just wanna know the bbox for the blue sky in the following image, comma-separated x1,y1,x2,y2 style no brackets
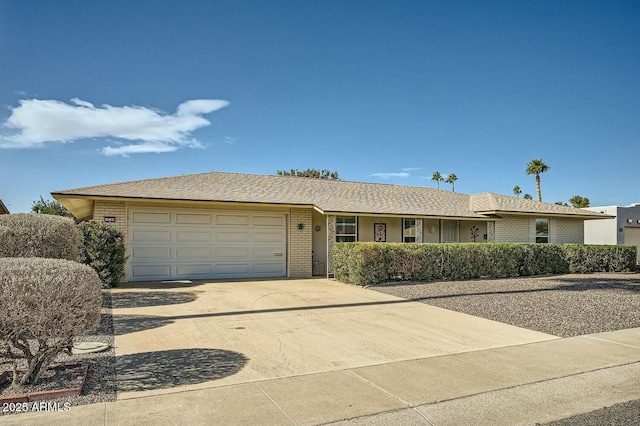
1,0,638,213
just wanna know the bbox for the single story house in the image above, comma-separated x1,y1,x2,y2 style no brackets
0,199,9,215
584,204,640,264
52,171,610,282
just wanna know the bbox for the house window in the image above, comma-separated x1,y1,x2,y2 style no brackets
536,218,549,243
403,218,416,242
336,216,357,242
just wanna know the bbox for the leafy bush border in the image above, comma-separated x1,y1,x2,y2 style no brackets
333,242,637,286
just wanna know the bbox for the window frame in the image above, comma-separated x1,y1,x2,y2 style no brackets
336,216,357,242
535,218,550,243
403,218,416,243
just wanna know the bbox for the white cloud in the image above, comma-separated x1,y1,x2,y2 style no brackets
370,172,410,178
0,97,229,155
401,167,421,171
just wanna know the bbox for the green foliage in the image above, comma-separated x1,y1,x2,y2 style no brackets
569,195,590,208
333,242,636,286
513,186,522,197
78,220,127,288
562,244,637,273
0,257,101,385
276,168,340,180
431,171,444,189
524,194,533,200
445,173,457,192
31,196,73,218
0,213,80,261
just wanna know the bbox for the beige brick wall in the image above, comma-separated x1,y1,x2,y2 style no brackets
495,216,531,242
495,215,585,244
552,218,584,244
93,200,127,235
289,207,313,277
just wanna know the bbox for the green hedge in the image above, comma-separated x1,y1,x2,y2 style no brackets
333,242,637,285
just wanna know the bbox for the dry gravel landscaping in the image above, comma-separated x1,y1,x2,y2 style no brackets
372,272,640,337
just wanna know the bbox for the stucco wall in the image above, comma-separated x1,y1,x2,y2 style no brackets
357,216,402,242
458,221,488,243
584,206,619,245
422,219,440,243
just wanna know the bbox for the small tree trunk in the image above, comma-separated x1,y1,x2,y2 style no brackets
20,346,61,385
536,174,542,202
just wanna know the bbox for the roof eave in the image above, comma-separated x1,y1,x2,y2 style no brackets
476,210,614,219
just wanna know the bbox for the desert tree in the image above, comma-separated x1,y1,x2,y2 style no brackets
525,159,550,202
569,195,590,208
524,193,533,200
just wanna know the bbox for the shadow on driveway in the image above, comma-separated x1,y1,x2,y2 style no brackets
116,348,248,393
113,314,175,335
112,291,198,309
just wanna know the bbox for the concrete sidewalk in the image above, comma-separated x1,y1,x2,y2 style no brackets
4,327,639,426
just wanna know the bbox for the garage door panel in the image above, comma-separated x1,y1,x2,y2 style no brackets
253,230,285,243
131,247,171,260
176,264,212,276
253,215,285,227
175,213,212,225
176,230,212,242
129,209,287,281
175,247,212,259
214,246,251,259
253,247,284,259
215,263,251,275
253,263,286,274
131,265,172,278
216,214,250,226
131,230,171,242
132,211,171,224
216,230,250,242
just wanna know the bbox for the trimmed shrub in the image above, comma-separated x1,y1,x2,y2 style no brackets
332,242,636,286
0,214,80,261
562,244,637,273
0,257,101,385
78,220,127,288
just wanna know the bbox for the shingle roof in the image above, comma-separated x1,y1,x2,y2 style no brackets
52,171,609,219
0,199,8,215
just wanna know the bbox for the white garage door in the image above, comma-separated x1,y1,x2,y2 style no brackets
128,209,287,281
624,227,640,264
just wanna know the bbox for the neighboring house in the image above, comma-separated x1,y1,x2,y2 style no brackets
584,204,640,264
52,171,610,282
0,199,9,215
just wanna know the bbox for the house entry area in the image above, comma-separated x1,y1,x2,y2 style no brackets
127,208,287,281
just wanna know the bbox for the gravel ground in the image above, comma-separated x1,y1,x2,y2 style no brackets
373,272,640,426
372,272,640,337
1,291,116,416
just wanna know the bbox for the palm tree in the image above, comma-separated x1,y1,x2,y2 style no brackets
431,171,444,189
525,159,550,202
513,186,522,198
445,173,457,192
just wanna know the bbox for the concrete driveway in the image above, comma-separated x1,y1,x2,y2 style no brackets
112,278,556,399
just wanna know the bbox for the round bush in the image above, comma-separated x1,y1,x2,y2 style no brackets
0,257,101,384
0,213,80,261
